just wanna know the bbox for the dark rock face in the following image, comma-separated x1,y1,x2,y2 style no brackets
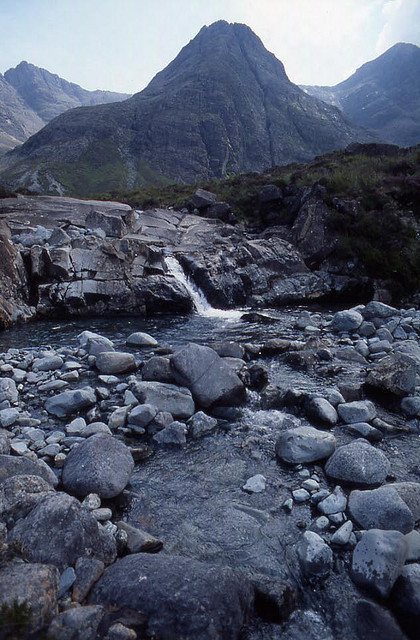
1,22,371,196
89,553,253,640
0,220,31,328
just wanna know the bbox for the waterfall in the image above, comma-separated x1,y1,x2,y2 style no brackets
165,256,242,319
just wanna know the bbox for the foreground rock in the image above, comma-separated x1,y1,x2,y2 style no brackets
44,387,96,417
62,434,134,498
348,486,414,534
275,426,336,464
325,439,390,486
89,553,253,640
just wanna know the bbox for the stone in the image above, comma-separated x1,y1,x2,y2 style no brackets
0,377,18,403
400,396,420,417
81,421,111,437
330,521,353,546
0,454,58,487
343,422,383,442
171,343,246,408
366,352,417,397
351,529,408,597
45,387,96,418
275,426,336,464
132,381,195,419
0,473,55,520
95,352,137,375
405,530,420,561
89,553,253,640
297,531,333,577
72,557,105,602
243,474,266,493
47,604,104,640
32,355,63,371
390,482,420,520
116,521,163,553
362,301,398,320
127,403,158,428
325,439,390,487
59,566,76,597
392,564,420,615
187,411,218,438
9,492,117,571
292,488,310,502
317,486,347,515
331,309,363,332
0,562,59,633
348,486,414,534
126,331,158,347
86,209,127,238
354,600,407,640
337,400,376,424
104,622,137,640
192,188,217,209
152,421,187,446
0,407,19,427
141,356,174,383
62,434,134,499
305,397,338,427
78,331,114,350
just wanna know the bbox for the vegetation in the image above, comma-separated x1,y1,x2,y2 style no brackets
0,601,31,640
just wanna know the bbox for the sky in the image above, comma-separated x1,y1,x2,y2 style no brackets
0,0,419,94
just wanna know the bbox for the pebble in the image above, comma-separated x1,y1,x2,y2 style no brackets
82,493,102,511
91,507,113,521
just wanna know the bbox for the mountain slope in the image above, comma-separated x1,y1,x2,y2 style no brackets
0,21,373,196
0,73,44,155
302,43,420,146
4,61,131,123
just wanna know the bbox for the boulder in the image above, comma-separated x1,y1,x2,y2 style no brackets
171,343,246,408
95,352,137,375
187,411,218,438
391,482,420,520
275,426,336,464
0,474,55,520
317,486,347,515
348,486,414,534
152,421,187,446
392,564,420,615
0,454,58,487
126,331,158,347
85,209,127,238
325,439,390,487
366,353,417,397
354,600,407,640
45,387,96,418
141,356,174,383
132,381,195,419
47,605,104,640
331,310,363,332
362,301,398,320
89,553,253,640
8,492,116,571
192,188,217,209
352,529,408,597
127,403,158,429
32,355,63,371
297,531,333,577
305,397,338,427
62,434,134,499
337,400,376,424
0,377,18,403
78,331,114,351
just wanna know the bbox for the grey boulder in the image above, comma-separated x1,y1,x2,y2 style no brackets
0,474,55,520
0,377,18,403
132,381,195,418
305,397,338,427
0,454,58,487
392,563,420,615
187,411,218,438
331,309,363,332
366,352,417,397
47,605,104,640
297,531,333,577
325,439,390,487
337,400,376,424
62,433,134,498
45,387,96,418
275,426,336,464
348,486,414,534
126,331,158,347
95,351,137,375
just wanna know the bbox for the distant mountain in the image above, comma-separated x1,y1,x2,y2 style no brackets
4,61,131,123
0,73,44,155
302,43,420,146
0,21,372,197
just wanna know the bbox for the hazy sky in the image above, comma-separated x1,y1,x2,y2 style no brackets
1,0,419,93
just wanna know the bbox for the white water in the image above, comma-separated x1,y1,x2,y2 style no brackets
165,255,242,320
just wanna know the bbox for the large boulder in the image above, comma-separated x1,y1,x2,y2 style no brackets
275,426,336,464
348,486,414,534
45,387,96,418
47,605,104,640
366,353,417,397
351,529,408,598
89,553,253,640
62,434,134,499
171,343,246,408
325,439,390,487
132,381,195,418
8,492,116,571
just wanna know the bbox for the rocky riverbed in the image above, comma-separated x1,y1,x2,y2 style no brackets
0,300,419,639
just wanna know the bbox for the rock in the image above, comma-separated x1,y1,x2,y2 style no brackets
405,530,420,561
45,387,96,418
0,377,18,403
392,563,420,615
95,352,137,375
116,521,163,553
78,331,114,351
243,474,266,493
330,521,354,546
62,434,134,499
331,309,363,332
47,604,104,640
343,422,383,442
400,396,420,417
72,557,105,602
297,531,333,577
89,553,253,640
127,403,158,428
325,439,390,487
126,331,158,347
192,188,217,209
390,482,420,520
187,411,218,438
59,566,76,597
337,400,376,424
141,355,174,383
86,209,127,237
317,486,347,515
292,488,310,502
81,421,111,437
275,426,336,464
132,381,195,419
32,355,63,371
9,492,117,570
362,301,398,320
0,454,58,487
0,474,55,520
171,343,246,408
348,486,414,534
305,397,338,427
354,599,408,640
0,562,59,633
104,622,137,640
0,407,19,427
366,353,417,397
152,421,187,446
351,529,408,597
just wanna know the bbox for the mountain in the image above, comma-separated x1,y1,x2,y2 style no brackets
4,61,131,123
0,73,44,155
302,43,420,147
0,21,373,197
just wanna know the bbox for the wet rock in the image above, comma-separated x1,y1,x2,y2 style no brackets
187,411,218,438
62,434,134,499
0,454,58,487
331,309,363,332
325,439,390,487
9,492,117,571
317,486,347,515
348,486,414,534
297,531,333,577
116,521,163,553
351,529,408,597
45,387,96,418
152,421,187,446
275,426,336,464
132,381,195,419
0,474,55,520
95,352,137,375
392,563,420,615
78,331,114,353
89,553,253,640
0,562,59,633
126,331,158,347
141,356,174,383
171,343,246,408
305,396,338,427
47,604,104,640
354,599,408,640
366,353,417,397
337,400,376,424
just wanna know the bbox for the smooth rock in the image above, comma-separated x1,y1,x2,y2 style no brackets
95,352,137,375
126,332,158,347
32,355,63,371
297,531,333,577
0,454,58,487
243,474,266,493
45,387,96,418
317,486,347,515
116,521,163,553
275,426,336,464
132,381,195,419
330,521,353,546
337,400,376,424
348,486,414,533
305,397,338,427
0,407,19,427
0,377,18,403
127,403,158,428
325,439,390,487
72,557,105,603
331,309,363,332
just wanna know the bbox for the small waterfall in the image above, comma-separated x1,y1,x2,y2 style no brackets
165,256,242,320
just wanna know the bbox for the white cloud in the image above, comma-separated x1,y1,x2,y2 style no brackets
376,0,420,54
